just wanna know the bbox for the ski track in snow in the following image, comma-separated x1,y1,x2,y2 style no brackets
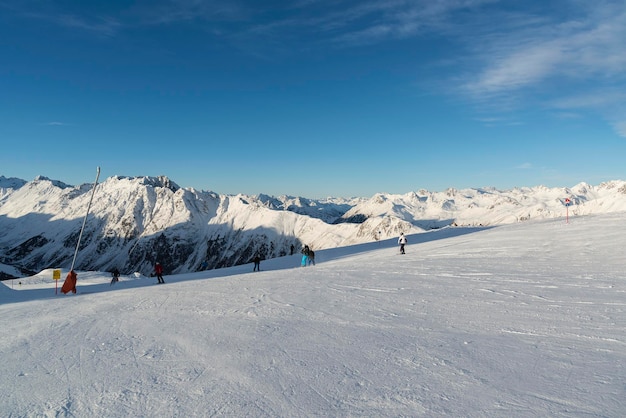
1,214,625,416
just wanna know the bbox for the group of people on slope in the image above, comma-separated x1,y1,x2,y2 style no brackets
112,262,165,284
61,260,164,294
110,262,164,285
62,234,407,294
256,236,404,272
251,244,315,272
109,262,165,285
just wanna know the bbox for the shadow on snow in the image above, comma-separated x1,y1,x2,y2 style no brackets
0,226,488,305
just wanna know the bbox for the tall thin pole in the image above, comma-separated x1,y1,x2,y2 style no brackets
70,167,101,272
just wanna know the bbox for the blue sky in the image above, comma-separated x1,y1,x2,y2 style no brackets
1,0,625,198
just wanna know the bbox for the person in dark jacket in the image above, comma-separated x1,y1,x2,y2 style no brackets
110,268,120,285
253,255,261,272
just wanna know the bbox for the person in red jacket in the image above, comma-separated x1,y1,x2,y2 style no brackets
154,262,165,284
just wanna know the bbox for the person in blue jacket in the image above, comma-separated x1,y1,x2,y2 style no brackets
301,245,311,267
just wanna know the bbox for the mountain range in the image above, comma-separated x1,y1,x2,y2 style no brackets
1,174,625,279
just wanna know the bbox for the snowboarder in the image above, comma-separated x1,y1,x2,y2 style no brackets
398,233,407,254
253,255,261,272
308,250,315,266
61,270,77,294
110,268,120,285
155,262,165,284
301,245,310,267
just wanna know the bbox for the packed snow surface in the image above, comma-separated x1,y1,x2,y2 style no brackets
1,213,625,417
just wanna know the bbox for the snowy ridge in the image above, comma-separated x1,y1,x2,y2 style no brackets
0,175,27,197
343,181,626,228
1,175,626,278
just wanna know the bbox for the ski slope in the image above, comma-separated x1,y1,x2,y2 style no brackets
1,214,625,417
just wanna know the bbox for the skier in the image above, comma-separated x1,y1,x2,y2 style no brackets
308,250,315,266
398,233,407,254
61,270,77,294
301,245,310,267
110,268,120,285
154,262,165,284
253,255,261,272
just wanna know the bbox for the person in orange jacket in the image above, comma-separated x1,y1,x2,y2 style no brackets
61,270,77,294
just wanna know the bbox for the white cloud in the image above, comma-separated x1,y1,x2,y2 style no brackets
463,4,626,98
325,0,496,46
613,121,626,138
457,1,626,137
550,91,626,110
464,41,565,96
54,14,121,36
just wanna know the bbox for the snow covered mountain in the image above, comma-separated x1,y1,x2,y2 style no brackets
1,174,626,279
